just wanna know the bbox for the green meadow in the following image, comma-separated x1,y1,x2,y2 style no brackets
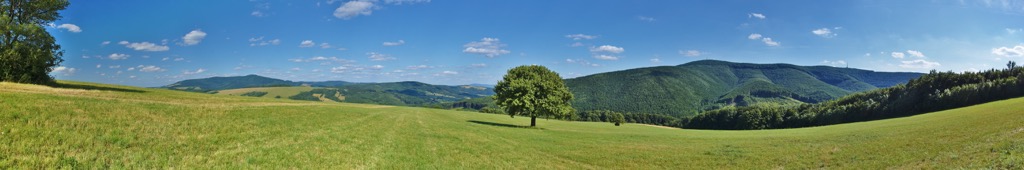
1,81,1022,169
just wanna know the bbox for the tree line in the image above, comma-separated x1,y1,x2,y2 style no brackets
680,61,1024,130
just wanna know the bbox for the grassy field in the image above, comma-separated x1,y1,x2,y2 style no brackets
1,81,1022,169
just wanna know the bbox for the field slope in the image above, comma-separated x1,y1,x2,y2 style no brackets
1,81,1021,169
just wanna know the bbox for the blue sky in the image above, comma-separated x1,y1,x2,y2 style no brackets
46,0,1024,87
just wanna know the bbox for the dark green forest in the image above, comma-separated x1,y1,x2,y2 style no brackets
564,60,922,117
682,61,1024,130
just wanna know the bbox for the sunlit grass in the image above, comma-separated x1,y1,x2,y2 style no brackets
0,81,1021,168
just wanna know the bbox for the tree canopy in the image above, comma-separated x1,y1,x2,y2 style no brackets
1,0,69,84
493,65,574,127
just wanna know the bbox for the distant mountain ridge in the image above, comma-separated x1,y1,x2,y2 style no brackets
163,75,494,106
564,60,923,117
162,74,355,91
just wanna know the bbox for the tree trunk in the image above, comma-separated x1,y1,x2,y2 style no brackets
530,116,536,127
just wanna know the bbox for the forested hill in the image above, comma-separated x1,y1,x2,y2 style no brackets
565,60,923,117
162,75,494,106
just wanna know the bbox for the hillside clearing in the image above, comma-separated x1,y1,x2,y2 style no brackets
1,81,1021,168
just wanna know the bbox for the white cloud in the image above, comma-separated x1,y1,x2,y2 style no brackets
137,65,165,72
121,41,169,51
650,58,661,63
899,59,941,69
637,16,656,22
100,41,111,46
108,65,121,69
891,52,906,59
565,34,597,40
249,37,281,46
811,28,836,38
161,57,169,61
367,52,396,61
441,70,458,75
761,37,780,46
56,24,81,33
590,45,625,53
108,53,130,60
183,68,206,75
320,43,332,49
181,29,207,46
51,66,76,75
174,58,185,61
96,64,101,68
299,40,315,47
593,54,619,60
992,45,1024,58
681,50,702,57
821,60,847,67
463,37,510,58
906,50,925,58
330,66,349,73
470,63,487,68
748,33,763,40
1008,28,1023,34
382,40,405,46
127,67,135,71
749,13,766,19
334,0,375,19
371,65,384,69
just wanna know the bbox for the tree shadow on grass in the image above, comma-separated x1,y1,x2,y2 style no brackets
467,120,540,129
51,83,146,93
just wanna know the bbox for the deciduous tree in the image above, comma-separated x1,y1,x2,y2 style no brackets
1,0,69,84
493,65,574,127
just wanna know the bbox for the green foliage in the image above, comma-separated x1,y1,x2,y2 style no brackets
0,0,69,84
439,96,495,110
684,62,1024,130
494,65,575,126
239,91,268,97
608,112,625,126
573,110,678,126
565,60,922,117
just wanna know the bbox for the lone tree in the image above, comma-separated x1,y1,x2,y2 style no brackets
1,0,69,84
493,65,574,127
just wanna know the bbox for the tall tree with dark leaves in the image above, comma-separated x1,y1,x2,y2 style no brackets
1,0,69,84
493,65,574,127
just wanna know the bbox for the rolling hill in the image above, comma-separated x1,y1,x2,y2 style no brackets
165,75,494,106
2,81,1020,168
565,60,923,117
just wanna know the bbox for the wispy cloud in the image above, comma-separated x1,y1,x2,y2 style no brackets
56,24,82,33
463,37,510,58
119,41,169,51
383,40,405,46
899,59,941,69
748,13,766,19
681,50,702,57
565,34,597,40
811,28,836,38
